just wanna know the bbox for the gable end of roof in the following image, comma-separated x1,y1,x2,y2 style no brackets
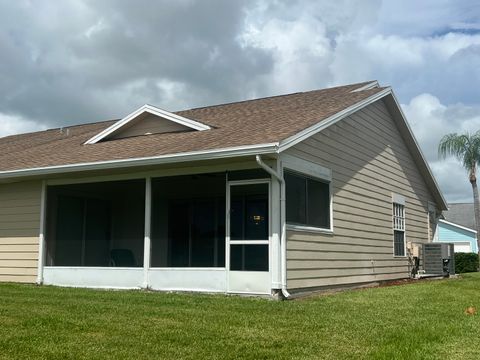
278,87,392,152
277,87,448,211
84,104,211,144
439,219,477,234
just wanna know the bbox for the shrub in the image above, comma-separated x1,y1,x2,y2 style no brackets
455,252,479,273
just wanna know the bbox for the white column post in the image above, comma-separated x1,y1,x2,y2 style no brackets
36,180,47,285
143,177,152,289
270,160,282,289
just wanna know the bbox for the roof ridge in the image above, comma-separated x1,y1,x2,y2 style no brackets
0,81,378,140
176,92,302,113
176,81,377,113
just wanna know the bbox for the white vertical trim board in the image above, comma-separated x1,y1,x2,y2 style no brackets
270,159,282,289
36,180,47,284
143,177,152,288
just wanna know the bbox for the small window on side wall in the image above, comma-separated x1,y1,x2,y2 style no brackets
285,171,330,229
393,202,406,257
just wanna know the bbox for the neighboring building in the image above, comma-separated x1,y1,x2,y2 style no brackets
436,203,478,253
0,81,447,297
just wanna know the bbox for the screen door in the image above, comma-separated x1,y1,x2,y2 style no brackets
227,181,271,294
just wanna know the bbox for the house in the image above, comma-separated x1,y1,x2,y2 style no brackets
0,81,448,297
436,203,477,253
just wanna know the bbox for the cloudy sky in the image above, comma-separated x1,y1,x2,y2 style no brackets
0,0,479,202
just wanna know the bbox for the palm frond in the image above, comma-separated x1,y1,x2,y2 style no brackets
438,133,468,159
438,132,480,174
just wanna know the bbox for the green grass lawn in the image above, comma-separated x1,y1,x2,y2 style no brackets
1,275,480,360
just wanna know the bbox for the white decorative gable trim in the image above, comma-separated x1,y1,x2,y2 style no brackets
84,104,211,145
439,219,477,234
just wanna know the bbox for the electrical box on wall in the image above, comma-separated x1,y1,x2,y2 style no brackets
407,242,420,258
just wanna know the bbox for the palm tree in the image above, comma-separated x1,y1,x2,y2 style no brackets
438,132,480,257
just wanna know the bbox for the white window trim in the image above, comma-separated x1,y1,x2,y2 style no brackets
281,154,331,182
392,196,406,258
286,224,334,235
281,154,333,233
392,193,405,206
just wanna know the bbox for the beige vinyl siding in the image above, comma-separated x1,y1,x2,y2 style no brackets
0,181,41,283
285,99,437,291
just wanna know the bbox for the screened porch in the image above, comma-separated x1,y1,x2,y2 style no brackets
42,169,273,294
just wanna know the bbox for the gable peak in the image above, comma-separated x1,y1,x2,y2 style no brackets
84,104,211,144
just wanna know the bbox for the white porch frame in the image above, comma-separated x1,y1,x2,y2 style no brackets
39,159,280,294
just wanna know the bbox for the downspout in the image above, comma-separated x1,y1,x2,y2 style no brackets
255,155,290,299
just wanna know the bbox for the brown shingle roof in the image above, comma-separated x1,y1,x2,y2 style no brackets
0,81,385,172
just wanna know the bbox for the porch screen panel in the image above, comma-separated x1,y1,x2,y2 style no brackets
54,196,84,266
45,180,145,267
151,172,226,268
230,184,269,241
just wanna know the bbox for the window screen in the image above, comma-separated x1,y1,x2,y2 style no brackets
285,171,330,229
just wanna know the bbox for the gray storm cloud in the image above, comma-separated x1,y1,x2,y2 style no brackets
0,0,479,202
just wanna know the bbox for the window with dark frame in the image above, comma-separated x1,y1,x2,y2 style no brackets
285,171,330,229
393,202,405,256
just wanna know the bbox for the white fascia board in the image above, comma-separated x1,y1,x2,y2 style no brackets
351,81,379,92
277,86,447,211
84,104,211,145
0,143,279,180
439,219,477,234
278,87,392,152
387,91,448,210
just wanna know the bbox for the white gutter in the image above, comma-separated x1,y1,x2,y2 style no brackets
255,155,290,299
0,143,279,180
